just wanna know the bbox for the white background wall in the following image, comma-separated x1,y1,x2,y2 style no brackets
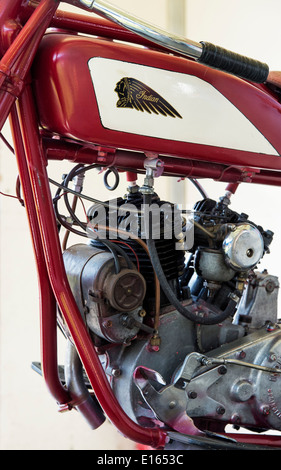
0,0,280,450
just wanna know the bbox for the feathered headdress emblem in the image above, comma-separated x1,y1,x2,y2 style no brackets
115,77,182,119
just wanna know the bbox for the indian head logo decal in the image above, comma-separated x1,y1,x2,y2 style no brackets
115,78,182,119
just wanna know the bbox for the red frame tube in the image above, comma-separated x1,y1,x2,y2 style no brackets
13,81,167,449
9,104,70,406
1,0,281,449
227,433,281,448
43,137,281,186
0,0,59,130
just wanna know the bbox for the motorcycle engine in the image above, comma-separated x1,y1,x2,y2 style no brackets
62,183,281,437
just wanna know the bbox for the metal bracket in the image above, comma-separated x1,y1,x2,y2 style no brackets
141,157,164,194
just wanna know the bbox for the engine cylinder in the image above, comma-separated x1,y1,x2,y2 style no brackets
88,190,186,304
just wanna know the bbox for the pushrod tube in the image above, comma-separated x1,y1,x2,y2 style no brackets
15,83,168,449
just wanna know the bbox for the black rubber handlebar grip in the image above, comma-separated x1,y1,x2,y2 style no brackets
198,41,269,83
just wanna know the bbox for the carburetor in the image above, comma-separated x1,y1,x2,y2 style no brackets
190,196,273,289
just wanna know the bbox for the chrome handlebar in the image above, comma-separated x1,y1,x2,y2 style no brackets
66,0,203,59
63,0,269,83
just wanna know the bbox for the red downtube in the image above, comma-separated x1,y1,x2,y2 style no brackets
9,104,70,406
15,84,168,449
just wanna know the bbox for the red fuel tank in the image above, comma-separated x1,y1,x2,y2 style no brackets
32,32,281,171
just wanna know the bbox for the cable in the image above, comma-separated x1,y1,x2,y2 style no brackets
188,178,208,199
52,179,86,235
49,177,141,214
111,240,139,271
0,132,15,155
62,164,87,232
52,171,133,272
103,168,120,191
97,239,121,274
93,223,161,332
50,173,161,325
143,193,237,326
0,190,20,201
62,195,78,250
50,176,209,224
0,133,25,206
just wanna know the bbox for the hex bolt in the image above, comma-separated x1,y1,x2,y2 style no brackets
111,368,121,378
201,357,212,366
231,413,241,425
216,406,225,415
265,281,275,293
269,352,277,362
261,405,270,416
139,309,146,317
246,248,253,258
169,401,177,409
218,365,227,375
236,350,246,360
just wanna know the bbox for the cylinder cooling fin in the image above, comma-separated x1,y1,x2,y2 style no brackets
87,190,186,304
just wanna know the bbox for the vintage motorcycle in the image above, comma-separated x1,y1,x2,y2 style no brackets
1,0,281,450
